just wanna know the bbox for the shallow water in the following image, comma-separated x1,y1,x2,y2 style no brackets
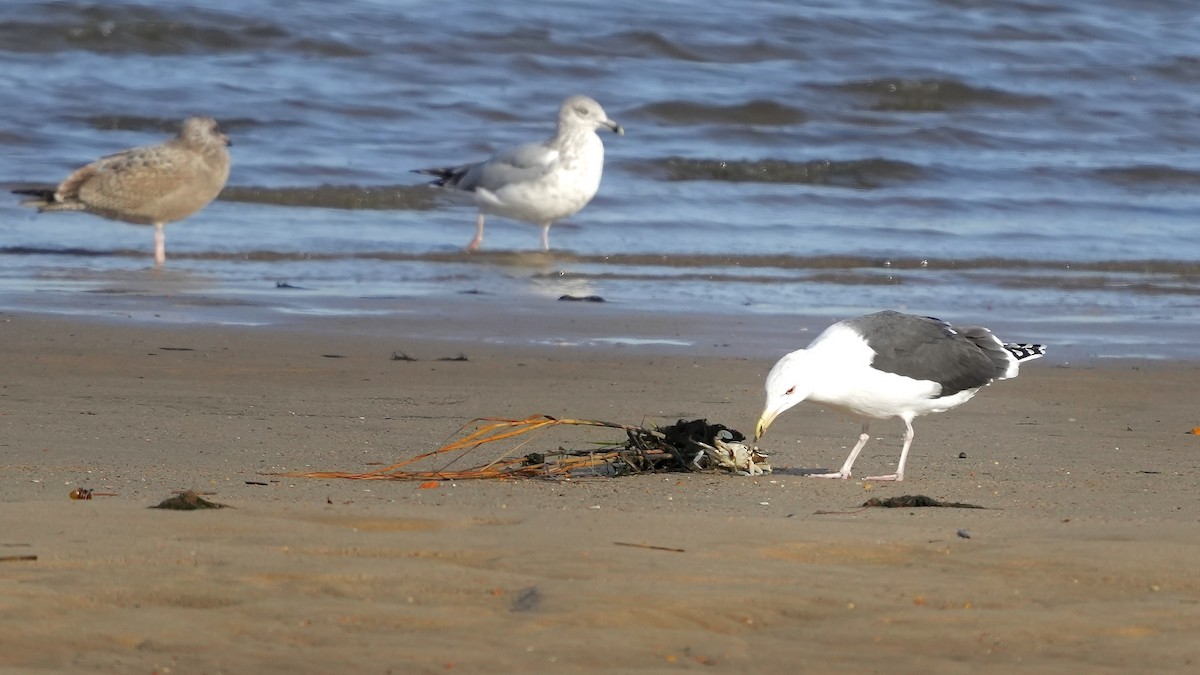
1,0,1198,358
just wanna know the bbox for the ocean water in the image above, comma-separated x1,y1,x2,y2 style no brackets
0,0,1197,357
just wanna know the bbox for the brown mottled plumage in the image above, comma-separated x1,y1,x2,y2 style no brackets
14,116,231,267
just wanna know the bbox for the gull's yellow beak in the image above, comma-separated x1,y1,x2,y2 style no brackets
754,409,778,442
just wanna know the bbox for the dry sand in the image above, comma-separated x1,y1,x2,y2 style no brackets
1,310,1198,673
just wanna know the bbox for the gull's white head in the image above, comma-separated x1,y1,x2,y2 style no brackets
560,95,624,135
755,349,814,440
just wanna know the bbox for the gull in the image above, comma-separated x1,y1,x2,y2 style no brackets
14,116,231,267
415,95,622,252
755,310,1045,481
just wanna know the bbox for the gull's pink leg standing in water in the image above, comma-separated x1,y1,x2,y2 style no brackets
416,95,623,252
13,117,231,268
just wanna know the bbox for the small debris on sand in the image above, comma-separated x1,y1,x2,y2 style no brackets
509,586,542,612
151,490,227,510
863,495,985,509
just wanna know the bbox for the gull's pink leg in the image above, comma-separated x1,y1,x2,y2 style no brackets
865,416,915,482
153,223,166,268
466,212,486,251
539,223,551,251
810,422,870,479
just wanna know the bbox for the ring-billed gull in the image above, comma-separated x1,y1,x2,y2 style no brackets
415,95,623,252
13,116,231,268
754,310,1045,481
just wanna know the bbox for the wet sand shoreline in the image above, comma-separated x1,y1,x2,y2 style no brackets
1,309,1198,672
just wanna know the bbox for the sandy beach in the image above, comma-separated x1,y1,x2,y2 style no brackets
1,308,1198,673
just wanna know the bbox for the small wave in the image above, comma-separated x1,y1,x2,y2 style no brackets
987,274,1200,297
590,30,797,63
218,185,437,210
600,30,706,61
452,28,793,64
631,99,806,126
533,270,904,286
563,254,1200,277
457,28,565,57
0,4,367,56
651,157,924,188
79,115,261,133
0,246,132,258
1093,165,1200,191
978,24,1074,43
3,246,1196,279
829,78,1051,112
904,126,1016,149
1148,55,1200,84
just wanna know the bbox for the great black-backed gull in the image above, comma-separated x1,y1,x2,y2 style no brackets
754,310,1045,481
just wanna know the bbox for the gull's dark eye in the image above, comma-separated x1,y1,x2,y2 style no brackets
574,106,589,116
785,386,796,395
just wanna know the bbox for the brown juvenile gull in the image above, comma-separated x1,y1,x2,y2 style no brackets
754,310,1045,481
14,116,231,267
414,95,623,252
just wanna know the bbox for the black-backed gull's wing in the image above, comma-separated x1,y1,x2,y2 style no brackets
844,311,1010,397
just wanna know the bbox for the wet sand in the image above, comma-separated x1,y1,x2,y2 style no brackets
1,310,1198,673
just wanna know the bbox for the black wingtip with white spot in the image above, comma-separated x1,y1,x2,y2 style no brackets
1004,343,1046,361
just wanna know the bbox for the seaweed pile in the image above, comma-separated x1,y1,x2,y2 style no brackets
290,416,770,482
